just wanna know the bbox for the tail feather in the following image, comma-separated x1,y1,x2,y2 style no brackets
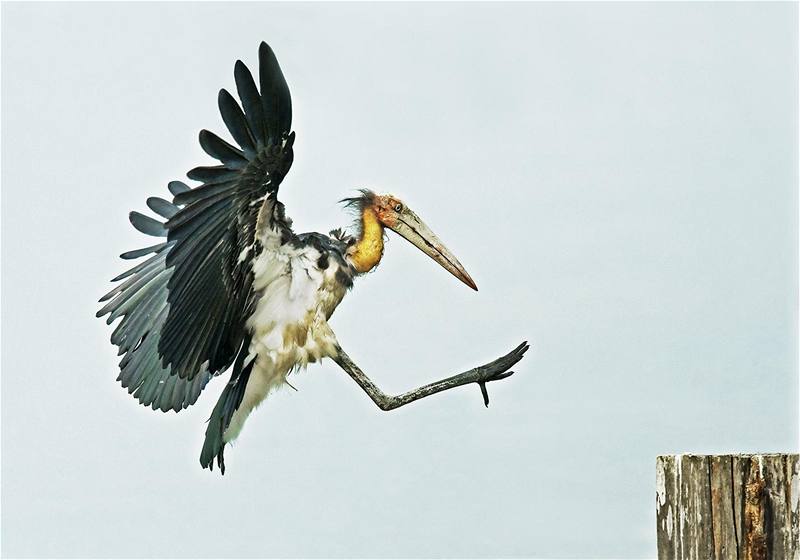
200,339,254,474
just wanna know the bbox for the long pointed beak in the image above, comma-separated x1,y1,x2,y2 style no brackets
387,209,478,291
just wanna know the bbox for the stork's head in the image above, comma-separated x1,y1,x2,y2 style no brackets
342,190,478,291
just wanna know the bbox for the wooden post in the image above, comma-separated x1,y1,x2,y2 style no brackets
656,454,799,559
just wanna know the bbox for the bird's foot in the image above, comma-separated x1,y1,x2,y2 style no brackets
475,341,530,407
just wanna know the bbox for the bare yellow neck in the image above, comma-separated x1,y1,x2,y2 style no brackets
348,207,384,273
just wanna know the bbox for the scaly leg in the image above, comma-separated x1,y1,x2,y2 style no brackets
333,341,530,410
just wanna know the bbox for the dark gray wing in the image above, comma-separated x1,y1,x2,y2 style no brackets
161,41,294,380
97,182,214,412
98,42,295,410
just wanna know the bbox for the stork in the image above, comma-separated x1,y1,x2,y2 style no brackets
98,42,529,473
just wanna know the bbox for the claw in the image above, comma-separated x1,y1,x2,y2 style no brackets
473,341,529,408
494,370,514,381
479,381,490,407
478,369,516,407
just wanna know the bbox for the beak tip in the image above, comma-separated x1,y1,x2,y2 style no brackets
391,209,478,292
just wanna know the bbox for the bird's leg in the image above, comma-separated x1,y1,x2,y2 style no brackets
332,342,529,410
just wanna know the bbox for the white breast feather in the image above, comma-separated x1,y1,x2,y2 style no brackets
223,241,347,443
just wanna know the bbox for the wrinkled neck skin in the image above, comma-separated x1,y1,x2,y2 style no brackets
347,206,384,273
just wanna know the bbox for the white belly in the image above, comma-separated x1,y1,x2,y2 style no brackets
223,244,347,442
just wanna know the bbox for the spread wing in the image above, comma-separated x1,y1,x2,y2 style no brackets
98,42,295,411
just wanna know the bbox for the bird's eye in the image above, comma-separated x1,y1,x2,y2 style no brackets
394,203,403,212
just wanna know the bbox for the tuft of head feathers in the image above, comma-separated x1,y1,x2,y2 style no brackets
339,189,376,211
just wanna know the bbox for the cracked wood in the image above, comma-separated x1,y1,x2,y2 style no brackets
656,454,799,559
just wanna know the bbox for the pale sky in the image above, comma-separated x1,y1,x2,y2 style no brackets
2,2,797,558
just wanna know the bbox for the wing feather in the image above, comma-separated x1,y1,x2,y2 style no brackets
234,60,267,147
110,250,166,283
167,180,191,196
146,197,179,219
99,205,215,412
259,42,292,140
198,129,248,169
218,89,257,158
99,41,295,411
129,211,167,237
187,165,241,184
172,181,237,207
120,242,169,260
158,42,294,379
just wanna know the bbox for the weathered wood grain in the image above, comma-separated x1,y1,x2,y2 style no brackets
657,454,799,560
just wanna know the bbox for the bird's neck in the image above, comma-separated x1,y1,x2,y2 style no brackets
347,206,384,273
